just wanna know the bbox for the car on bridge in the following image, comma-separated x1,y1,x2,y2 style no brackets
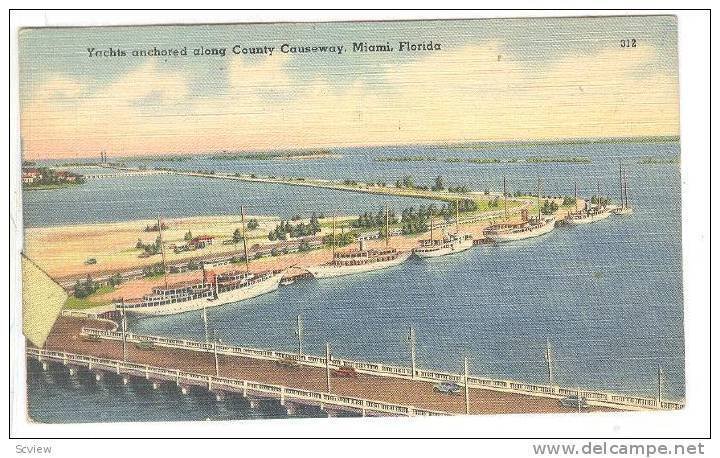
276,357,301,369
560,395,588,409
433,381,461,395
134,340,155,351
332,366,358,378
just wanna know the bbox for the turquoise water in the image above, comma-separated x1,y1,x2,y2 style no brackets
25,141,684,422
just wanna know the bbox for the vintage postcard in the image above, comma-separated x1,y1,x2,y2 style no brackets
16,15,684,426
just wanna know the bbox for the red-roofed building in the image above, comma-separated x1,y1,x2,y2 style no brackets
22,168,42,183
189,235,215,249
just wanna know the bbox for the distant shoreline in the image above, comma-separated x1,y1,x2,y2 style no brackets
25,136,679,162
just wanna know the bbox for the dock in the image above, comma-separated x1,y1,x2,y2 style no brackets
27,316,684,418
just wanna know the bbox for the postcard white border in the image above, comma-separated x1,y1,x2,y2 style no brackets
5,5,711,448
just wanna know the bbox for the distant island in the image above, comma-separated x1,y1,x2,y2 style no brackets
22,166,85,190
639,156,680,165
376,156,590,164
208,149,338,161
436,135,680,150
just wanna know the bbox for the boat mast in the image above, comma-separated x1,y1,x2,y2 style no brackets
455,197,460,234
157,214,168,289
624,171,630,209
619,160,625,209
503,176,508,220
574,181,578,213
429,208,434,241
240,205,249,272
537,178,542,220
385,205,389,247
332,215,336,259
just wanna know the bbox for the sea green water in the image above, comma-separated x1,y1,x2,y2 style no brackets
25,141,684,422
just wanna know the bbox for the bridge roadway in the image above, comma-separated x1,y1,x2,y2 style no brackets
40,316,619,416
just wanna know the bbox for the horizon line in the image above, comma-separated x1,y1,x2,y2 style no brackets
24,134,681,162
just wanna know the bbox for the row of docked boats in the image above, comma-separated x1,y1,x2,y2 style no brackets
115,168,633,317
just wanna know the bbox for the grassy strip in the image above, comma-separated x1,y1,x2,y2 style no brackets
63,285,116,310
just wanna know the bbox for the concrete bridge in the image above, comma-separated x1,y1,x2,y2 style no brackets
82,170,172,180
28,316,683,419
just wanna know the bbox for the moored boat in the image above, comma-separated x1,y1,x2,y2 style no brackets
414,233,474,258
307,248,411,278
307,207,410,278
116,267,282,317
483,178,556,242
613,160,634,215
564,181,612,225
413,200,474,258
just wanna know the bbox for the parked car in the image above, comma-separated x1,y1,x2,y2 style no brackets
433,381,462,395
560,395,588,409
332,366,358,378
84,258,97,265
134,340,155,351
276,357,301,369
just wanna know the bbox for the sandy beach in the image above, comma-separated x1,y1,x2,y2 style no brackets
24,198,579,306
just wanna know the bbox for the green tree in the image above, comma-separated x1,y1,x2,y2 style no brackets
432,176,445,191
233,228,243,243
184,230,193,241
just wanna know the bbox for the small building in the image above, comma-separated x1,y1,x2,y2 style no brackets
22,168,42,183
55,171,79,182
189,235,215,249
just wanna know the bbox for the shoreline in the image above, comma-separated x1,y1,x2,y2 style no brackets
25,196,579,309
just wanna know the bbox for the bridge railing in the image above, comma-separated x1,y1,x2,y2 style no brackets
26,347,444,417
81,327,684,411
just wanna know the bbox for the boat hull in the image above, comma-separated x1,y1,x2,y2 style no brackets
307,251,411,279
484,219,556,242
565,210,612,225
613,207,634,216
413,238,474,258
124,274,282,317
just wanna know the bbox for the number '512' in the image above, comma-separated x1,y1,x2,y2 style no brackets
620,39,637,48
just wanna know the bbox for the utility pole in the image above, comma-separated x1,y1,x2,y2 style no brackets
545,338,554,386
202,306,209,344
213,330,220,377
325,343,331,393
657,367,663,406
577,387,582,413
120,298,127,362
240,205,250,272
295,315,304,356
464,357,470,415
407,327,417,379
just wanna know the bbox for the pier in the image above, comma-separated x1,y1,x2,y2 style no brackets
28,316,684,418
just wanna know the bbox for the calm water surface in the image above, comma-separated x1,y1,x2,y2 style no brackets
25,142,684,422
